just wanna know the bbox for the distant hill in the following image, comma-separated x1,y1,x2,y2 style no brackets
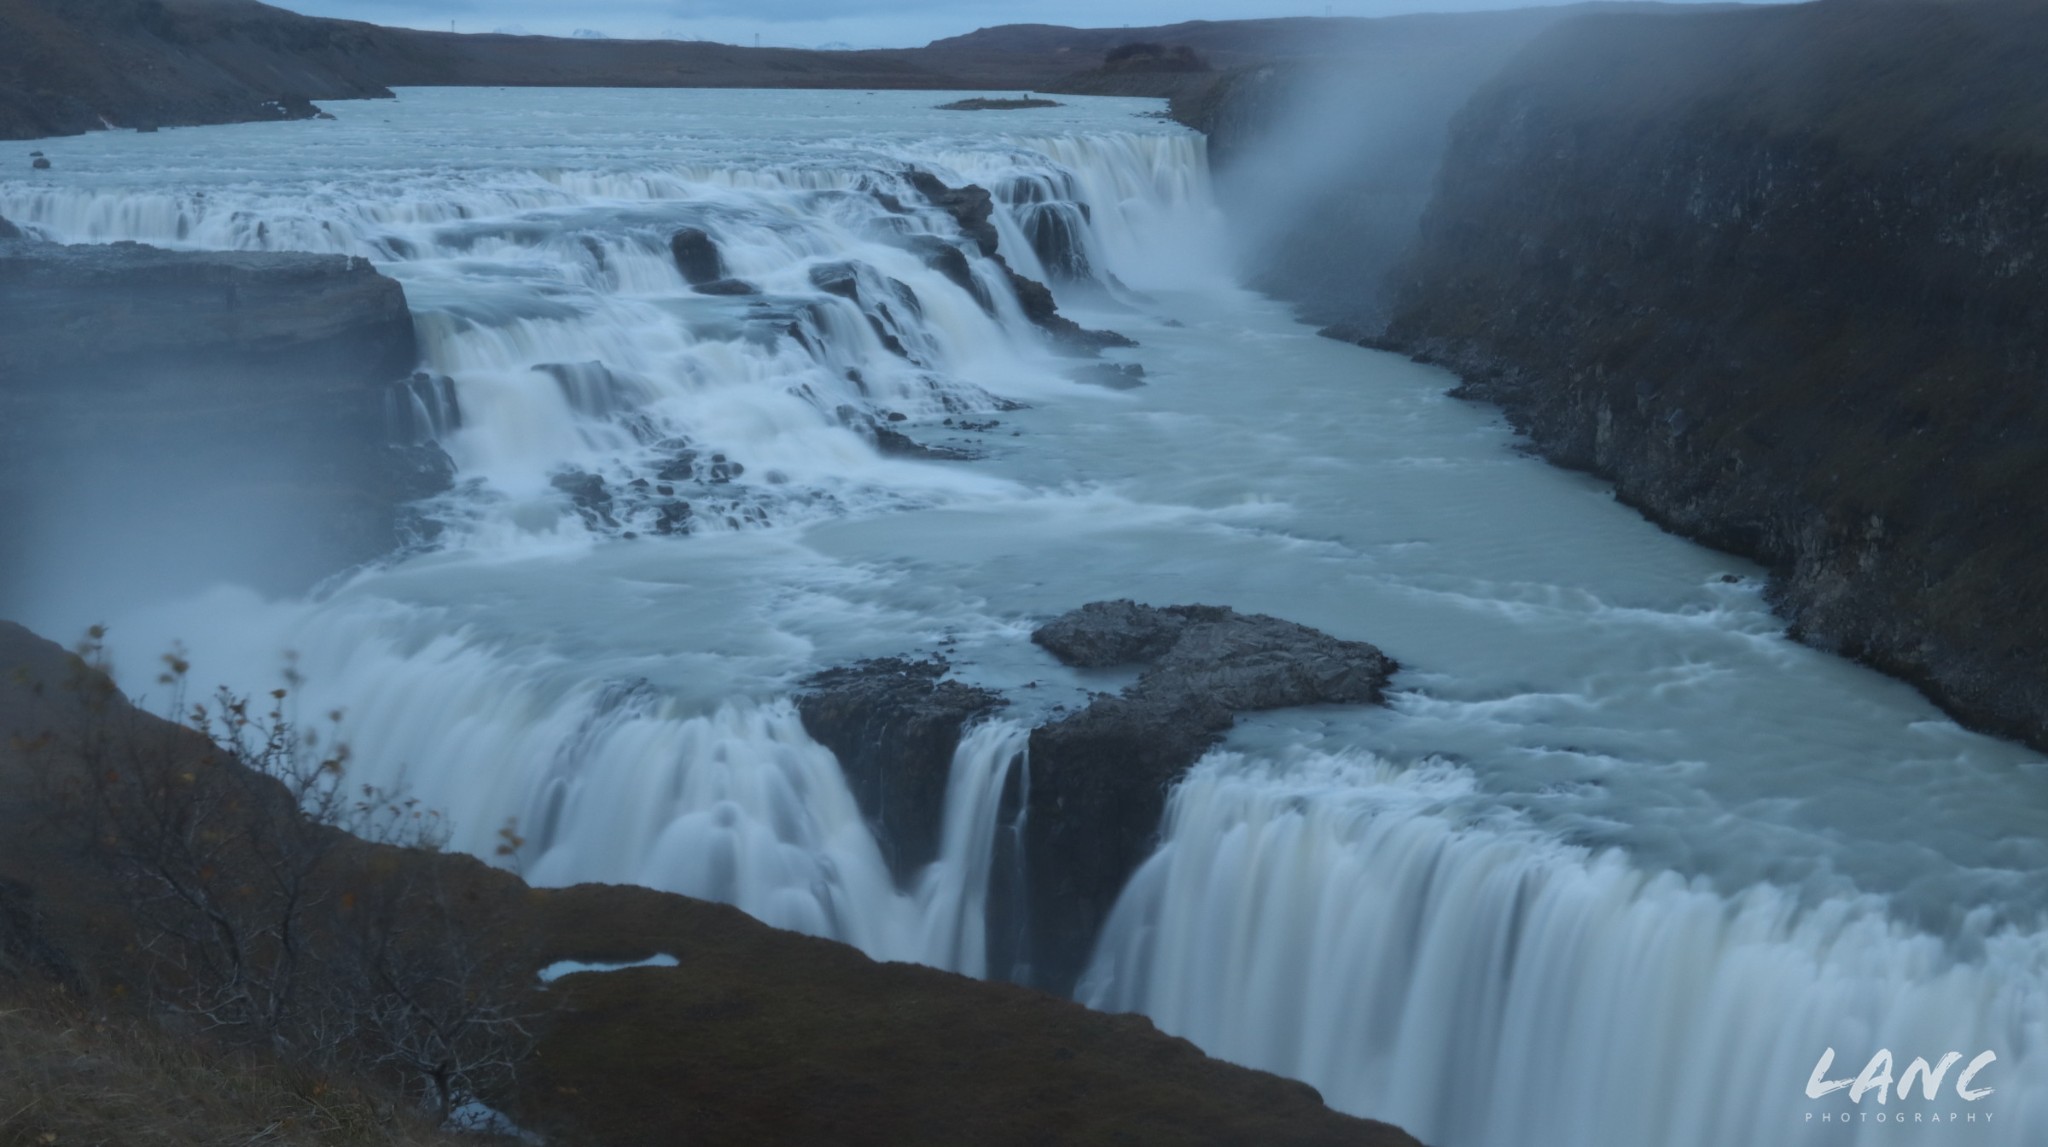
0,0,1715,141
0,0,394,137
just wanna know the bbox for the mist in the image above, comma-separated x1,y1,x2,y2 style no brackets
1205,4,1708,331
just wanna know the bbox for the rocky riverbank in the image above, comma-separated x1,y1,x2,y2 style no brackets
0,228,450,610
0,620,1422,1147
1371,0,2048,750
799,601,1397,995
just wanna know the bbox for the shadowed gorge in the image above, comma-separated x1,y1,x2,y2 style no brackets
1371,0,2048,750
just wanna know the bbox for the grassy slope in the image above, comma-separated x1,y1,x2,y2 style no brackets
0,621,1420,1147
0,991,479,1147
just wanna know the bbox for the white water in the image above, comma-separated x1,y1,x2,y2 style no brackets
4,89,2043,1143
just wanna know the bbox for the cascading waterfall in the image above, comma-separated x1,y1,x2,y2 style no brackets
1,95,1190,977
1080,751,2046,1145
0,124,1210,548
9,88,2044,1143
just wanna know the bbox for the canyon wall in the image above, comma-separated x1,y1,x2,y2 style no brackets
1359,0,2048,748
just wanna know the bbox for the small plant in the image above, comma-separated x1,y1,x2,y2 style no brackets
39,630,537,1124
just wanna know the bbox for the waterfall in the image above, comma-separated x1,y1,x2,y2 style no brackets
0,125,1219,551
254,588,1032,969
1078,750,2047,1145
9,98,1210,981
19,89,2043,1140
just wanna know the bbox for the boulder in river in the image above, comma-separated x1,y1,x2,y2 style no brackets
694,277,759,296
670,226,725,285
906,169,1001,257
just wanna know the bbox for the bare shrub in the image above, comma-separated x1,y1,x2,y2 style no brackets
40,629,537,1123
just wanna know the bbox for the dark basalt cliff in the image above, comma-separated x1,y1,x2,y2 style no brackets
0,621,1421,1147
1166,4,1674,330
0,233,450,606
1024,602,1396,994
796,658,1007,880
800,602,1397,997
1374,0,2048,749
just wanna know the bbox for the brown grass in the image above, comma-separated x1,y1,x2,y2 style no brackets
0,986,480,1147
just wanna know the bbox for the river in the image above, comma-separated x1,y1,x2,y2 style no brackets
2,87,2041,1145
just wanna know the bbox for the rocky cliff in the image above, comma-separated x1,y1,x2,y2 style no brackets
0,233,450,610
1374,0,2048,748
800,602,1396,996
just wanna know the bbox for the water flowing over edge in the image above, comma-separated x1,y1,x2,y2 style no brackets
1080,750,2045,1144
5,92,2043,1145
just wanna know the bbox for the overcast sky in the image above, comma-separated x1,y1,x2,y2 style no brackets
270,0,1729,50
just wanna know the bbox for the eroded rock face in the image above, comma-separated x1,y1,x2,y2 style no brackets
795,658,1008,881
1022,602,1395,992
0,237,446,605
900,171,1136,355
906,169,1001,257
1379,1,2048,750
795,603,1395,995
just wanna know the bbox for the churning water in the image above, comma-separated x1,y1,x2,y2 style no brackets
3,89,2042,1144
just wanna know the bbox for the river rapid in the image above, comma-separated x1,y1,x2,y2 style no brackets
2,88,2042,1145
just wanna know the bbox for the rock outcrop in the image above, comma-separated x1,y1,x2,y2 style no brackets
0,237,449,606
795,658,1007,881
1022,602,1396,992
1378,0,2048,749
798,603,1396,995
0,620,1422,1147
669,226,725,286
903,171,1136,354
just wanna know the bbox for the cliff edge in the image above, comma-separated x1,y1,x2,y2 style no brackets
0,231,451,609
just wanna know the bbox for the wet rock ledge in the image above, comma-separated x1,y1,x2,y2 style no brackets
799,600,1398,995
0,226,451,601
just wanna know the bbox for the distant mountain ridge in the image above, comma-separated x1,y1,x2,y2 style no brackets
0,0,1673,140
0,0,1291,140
